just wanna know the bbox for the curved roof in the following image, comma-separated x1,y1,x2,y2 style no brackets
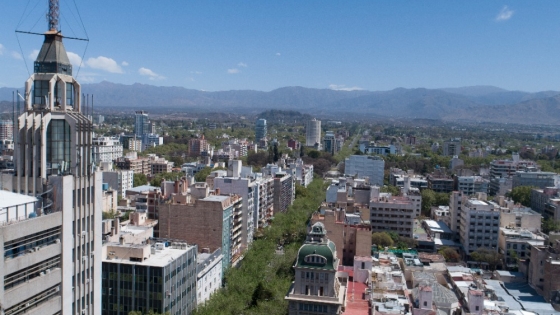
296,240,337,270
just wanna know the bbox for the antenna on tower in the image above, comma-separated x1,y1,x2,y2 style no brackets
48,0,60,31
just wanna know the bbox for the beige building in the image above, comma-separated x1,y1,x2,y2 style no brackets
528,240,560,302
370,190,422,238
310,209,371,266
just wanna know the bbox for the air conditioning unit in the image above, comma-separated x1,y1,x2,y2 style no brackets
45,269,51,274
86,278,90,284
55,238,60,244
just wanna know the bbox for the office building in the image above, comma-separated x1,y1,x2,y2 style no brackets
305,118,321,147
255,118,267,141
285,222,346,315
102,240,198,315
0,10,102,314
322,131,337,155
344,155,385,186
512,170,557,189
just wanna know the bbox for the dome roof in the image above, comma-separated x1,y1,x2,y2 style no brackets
296,240,337,270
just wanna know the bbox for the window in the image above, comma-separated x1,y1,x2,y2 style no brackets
424,301,428,307
476,306,480,311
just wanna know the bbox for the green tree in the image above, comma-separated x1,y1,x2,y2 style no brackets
299,145,305,157
510,186,534,207
542,218,560,234
381,185,400,196
470,247,503,270
421,189,436,216
133,173,148,187
438,247,461,262
371,232,394,248
273,143,279,162
308,150,320,159
195,167,212,182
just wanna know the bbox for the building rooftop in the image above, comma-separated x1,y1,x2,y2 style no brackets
469,199,488,206
103,243,193,267
127,185,160,193
0,190,37,209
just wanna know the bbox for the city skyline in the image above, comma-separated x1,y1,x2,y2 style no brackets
1,1,560,92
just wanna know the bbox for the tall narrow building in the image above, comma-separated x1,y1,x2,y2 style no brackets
0,2,101,314
255,118,267,141
305,118,321,147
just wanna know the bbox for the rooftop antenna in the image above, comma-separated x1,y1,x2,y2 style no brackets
48,0,60,32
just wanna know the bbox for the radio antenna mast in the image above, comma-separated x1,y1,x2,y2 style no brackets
48,0,60,31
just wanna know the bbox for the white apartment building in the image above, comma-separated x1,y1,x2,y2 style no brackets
459,199,500,255
213,177,256,249
305,118,321,147
287,158,314,188
490,153,538,179
498,228,545,267
344,155,385,186
103,170,134,198
92,136,124,164
196,248,223,305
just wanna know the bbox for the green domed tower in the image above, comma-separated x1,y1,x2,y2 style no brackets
285,222,346,314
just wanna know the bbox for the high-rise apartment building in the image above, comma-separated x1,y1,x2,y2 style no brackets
305,118,321,147
134,110,150,137
0,120,13,140
255,118,267,141
92,136,124,164
0,9,101,314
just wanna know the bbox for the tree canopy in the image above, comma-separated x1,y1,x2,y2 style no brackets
509,186,533,207
470,247,502,270
371,232,394,248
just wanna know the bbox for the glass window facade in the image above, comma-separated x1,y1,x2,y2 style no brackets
46,120,71,175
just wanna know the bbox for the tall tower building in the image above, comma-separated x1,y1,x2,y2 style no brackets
0,2,101,314
305,118,321,147
134,110,150,137
255,118,267,141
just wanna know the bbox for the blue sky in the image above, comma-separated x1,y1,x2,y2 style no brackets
1,1,559,92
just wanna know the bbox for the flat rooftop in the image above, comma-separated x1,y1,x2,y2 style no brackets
104,244,193,267
0,190,37,209
469,199,488,206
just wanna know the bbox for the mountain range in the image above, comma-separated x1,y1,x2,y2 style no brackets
1,82,560,125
